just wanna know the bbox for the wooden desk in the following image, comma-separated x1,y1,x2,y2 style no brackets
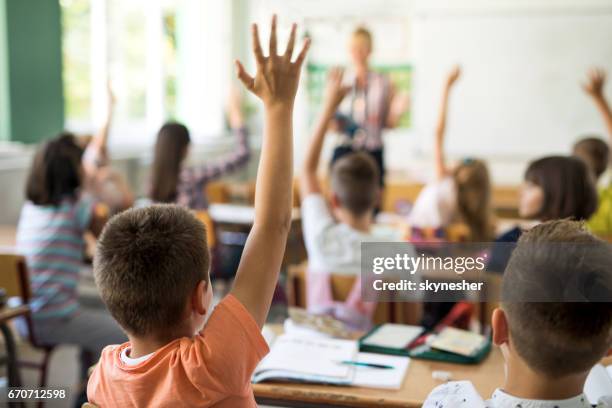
253,326,505,408
0,305,30,388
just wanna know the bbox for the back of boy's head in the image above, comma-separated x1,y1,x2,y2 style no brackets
502,220,612,378
330,152,380,217
94,205,210,337
573,136,609,180
453,159,492,241
26,132,84,206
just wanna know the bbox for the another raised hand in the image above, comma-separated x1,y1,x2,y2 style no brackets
323,67,351,111
235,15,310,110
582,67,612,139
301,67,350,197
582,68,606,99
435,65,461,179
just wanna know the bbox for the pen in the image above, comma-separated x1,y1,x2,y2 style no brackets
340,360,394,369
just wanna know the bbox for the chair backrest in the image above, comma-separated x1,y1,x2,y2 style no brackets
193,211,216,248
0,251,31,302
287,263,421,325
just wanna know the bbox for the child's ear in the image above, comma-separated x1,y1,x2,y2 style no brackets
330,193,340,208
607,348,612,357
191,280,209,316
492,308,510,346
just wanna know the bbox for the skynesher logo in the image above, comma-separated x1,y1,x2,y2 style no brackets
372,253,487,276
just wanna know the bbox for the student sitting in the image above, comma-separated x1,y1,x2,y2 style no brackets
424,220,612,407
300,68,408,330
488,155,598,272
87,15,310,406
575,68,612,235
408,66,494,242
148,88,251,209
16,133,126,394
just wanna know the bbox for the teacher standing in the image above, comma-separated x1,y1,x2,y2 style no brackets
333,26,409,187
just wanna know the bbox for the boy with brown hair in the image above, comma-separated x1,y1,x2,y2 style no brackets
87,15,310,407
424,220,612,407
299,68,410,329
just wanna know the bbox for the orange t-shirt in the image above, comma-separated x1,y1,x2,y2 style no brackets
87,295,269,407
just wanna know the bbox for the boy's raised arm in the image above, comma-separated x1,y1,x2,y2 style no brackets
300,68,350,197
583,68,612,143
434,66,460,180
231,15,310,327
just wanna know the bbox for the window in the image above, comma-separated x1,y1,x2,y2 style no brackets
61,0,232,145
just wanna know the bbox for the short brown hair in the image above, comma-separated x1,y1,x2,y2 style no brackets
525,156,597,221
26,132,84,206
330,152,380,216
573,136,610,180
94,205,210,336
502,220,612,377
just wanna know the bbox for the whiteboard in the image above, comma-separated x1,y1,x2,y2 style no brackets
412,11,612,159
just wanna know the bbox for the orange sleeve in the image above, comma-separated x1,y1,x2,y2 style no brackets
184,295,269,396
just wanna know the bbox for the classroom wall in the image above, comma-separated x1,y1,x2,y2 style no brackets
250,0,612,185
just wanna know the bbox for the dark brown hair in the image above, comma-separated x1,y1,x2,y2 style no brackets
502,220,612,377
94,205,210,336
149,123,191,203
330,152,380,216
573,136,610,180
25,132,84,206
525,156,597,221
453,159,494,241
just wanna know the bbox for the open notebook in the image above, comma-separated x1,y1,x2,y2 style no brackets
584,364,612,404
253,333,411,389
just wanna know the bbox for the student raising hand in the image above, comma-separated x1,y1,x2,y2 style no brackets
231,15,310,328
301,67,351,197
235,14,310,109
582,67,612,138
434,65,461,179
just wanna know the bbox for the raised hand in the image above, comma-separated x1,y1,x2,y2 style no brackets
235,15,311,109
445,65,461,89
582,68,606,99
323,67,351,110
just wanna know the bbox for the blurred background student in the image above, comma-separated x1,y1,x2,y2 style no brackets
147,90,251,209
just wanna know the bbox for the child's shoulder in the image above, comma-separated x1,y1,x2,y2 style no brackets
422,381,487,408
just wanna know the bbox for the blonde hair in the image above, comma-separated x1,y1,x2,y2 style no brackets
351,26,373,51
453,159,494,242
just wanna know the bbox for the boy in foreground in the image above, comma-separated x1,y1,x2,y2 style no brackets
424,220,612,407
87,15,309,407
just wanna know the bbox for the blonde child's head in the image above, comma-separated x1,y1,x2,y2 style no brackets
94,205,213,340
452,158,493,241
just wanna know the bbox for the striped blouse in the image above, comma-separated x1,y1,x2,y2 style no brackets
16,197,94,320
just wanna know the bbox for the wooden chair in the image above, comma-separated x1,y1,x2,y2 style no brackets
0,251,57,408
193,210,217,248
286,263,422,325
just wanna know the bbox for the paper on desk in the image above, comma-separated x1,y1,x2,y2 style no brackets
362,324,423,349
352,352,411,390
